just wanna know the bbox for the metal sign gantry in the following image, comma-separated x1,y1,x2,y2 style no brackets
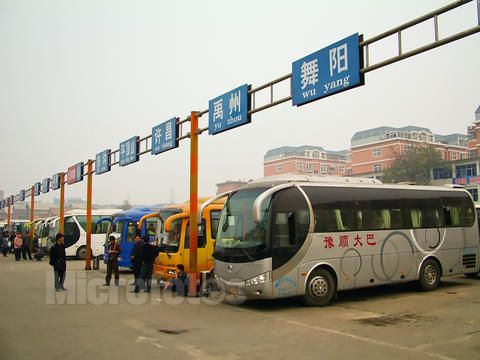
1,0,479,293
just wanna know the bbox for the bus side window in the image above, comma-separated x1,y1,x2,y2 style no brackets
210,210,221,240
126,222,137,242
184,223,206,248
390,209,403,229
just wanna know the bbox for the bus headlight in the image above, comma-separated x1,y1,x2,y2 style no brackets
167,269,177,276
245,272,271,287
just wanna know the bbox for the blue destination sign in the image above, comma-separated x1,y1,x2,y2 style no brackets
34,182,41,196
292,33,364,106
52,173,61,190
209,84,250,135
95,149,111,175
41,178,50,193
119,136,139,167
152,118,179,155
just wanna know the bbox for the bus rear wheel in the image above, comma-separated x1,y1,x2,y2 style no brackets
303,268,336,307
76,246,89,260
418,258,440,291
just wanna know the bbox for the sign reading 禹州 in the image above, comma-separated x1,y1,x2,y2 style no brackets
152,118,179,155
95,149,111,175
292,33,364,106
119,137,139,167
41,178,50,193
67,162,84,185
209,84,250,135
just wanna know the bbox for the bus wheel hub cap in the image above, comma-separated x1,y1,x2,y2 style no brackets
310,276,328,297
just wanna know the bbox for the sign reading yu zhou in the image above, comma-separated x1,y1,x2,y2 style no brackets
95,149,111,175
209,84,251,135
152,118,179,155
292,33,364,106
52,173,61,190
119,137,139,167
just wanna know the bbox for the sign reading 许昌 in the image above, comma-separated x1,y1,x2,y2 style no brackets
95,149,111,175
41,178,50,193
67,162,84,185
152,118,179,155
208,84,251,135
34,182,41,196
292,33,364,106
119,137,139,167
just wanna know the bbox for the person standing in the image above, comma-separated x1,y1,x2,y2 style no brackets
140,237,159,293
1,232,10,257
130,235,143,293
21,231,33,260
104,235,121,286
13,233,23,261
49,233,66,291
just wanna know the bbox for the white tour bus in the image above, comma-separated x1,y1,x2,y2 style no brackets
211,175,480,306
49,209,121,259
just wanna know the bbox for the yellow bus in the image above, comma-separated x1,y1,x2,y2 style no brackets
138,197,225,283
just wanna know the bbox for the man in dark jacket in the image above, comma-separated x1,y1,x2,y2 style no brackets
140,237,160,293
22,231,33,260
49,233,66,292
104,235,121,286
130,235,143,293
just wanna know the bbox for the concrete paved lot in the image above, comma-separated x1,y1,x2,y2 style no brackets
0,256,479,360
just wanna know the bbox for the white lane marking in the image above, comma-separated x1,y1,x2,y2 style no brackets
136,336,163,349
285,319,455,360
415,335,474,351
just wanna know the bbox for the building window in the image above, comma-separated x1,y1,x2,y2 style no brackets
312,151,320,159
373,164,382,172
451,152,457,161
321,164,327,174
296,162,304,172
313,170,319,175
467,188,478,202
455,164,477,178
469,150,477,159
276,164,283,173
339,165,345,173
433,167,452,180
347,169,352,176
321,152,326,160
329,165,336,172
306,163,313,173
403,144,412,153
373,148,381,157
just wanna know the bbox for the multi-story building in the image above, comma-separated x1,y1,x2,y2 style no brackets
350,126,469,178
264,145,349,177
466,105,480,158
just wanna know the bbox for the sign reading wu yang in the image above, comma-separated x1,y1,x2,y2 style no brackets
67,162,84,185
292,33,364,106
41,178,50,193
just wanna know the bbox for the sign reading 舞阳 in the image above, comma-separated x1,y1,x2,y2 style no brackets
292,33,364,106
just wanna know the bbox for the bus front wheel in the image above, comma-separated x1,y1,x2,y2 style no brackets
303,268,336,307
418,258,441,291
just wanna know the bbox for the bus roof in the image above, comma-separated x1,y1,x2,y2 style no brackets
66,209,122,216
242,175,468,195
111,207,162,220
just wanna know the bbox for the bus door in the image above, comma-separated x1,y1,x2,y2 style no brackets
121,218,138,268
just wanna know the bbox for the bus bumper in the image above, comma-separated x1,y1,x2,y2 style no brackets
216,276,275,299
153,264,177,282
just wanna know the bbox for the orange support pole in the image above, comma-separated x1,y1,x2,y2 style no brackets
85,160,93,270
7,205,11,226
59,173,65,234
189,111,199,296
30,186,35,253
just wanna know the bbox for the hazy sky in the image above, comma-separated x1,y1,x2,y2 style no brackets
1,0,479,206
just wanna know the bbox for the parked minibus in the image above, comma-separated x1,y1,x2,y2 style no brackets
102,207,163,268
49,209,120,259
138,197,225,283
210,175,480,306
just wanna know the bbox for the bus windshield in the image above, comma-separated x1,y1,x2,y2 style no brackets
215,188,271,262
156,210,181,253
